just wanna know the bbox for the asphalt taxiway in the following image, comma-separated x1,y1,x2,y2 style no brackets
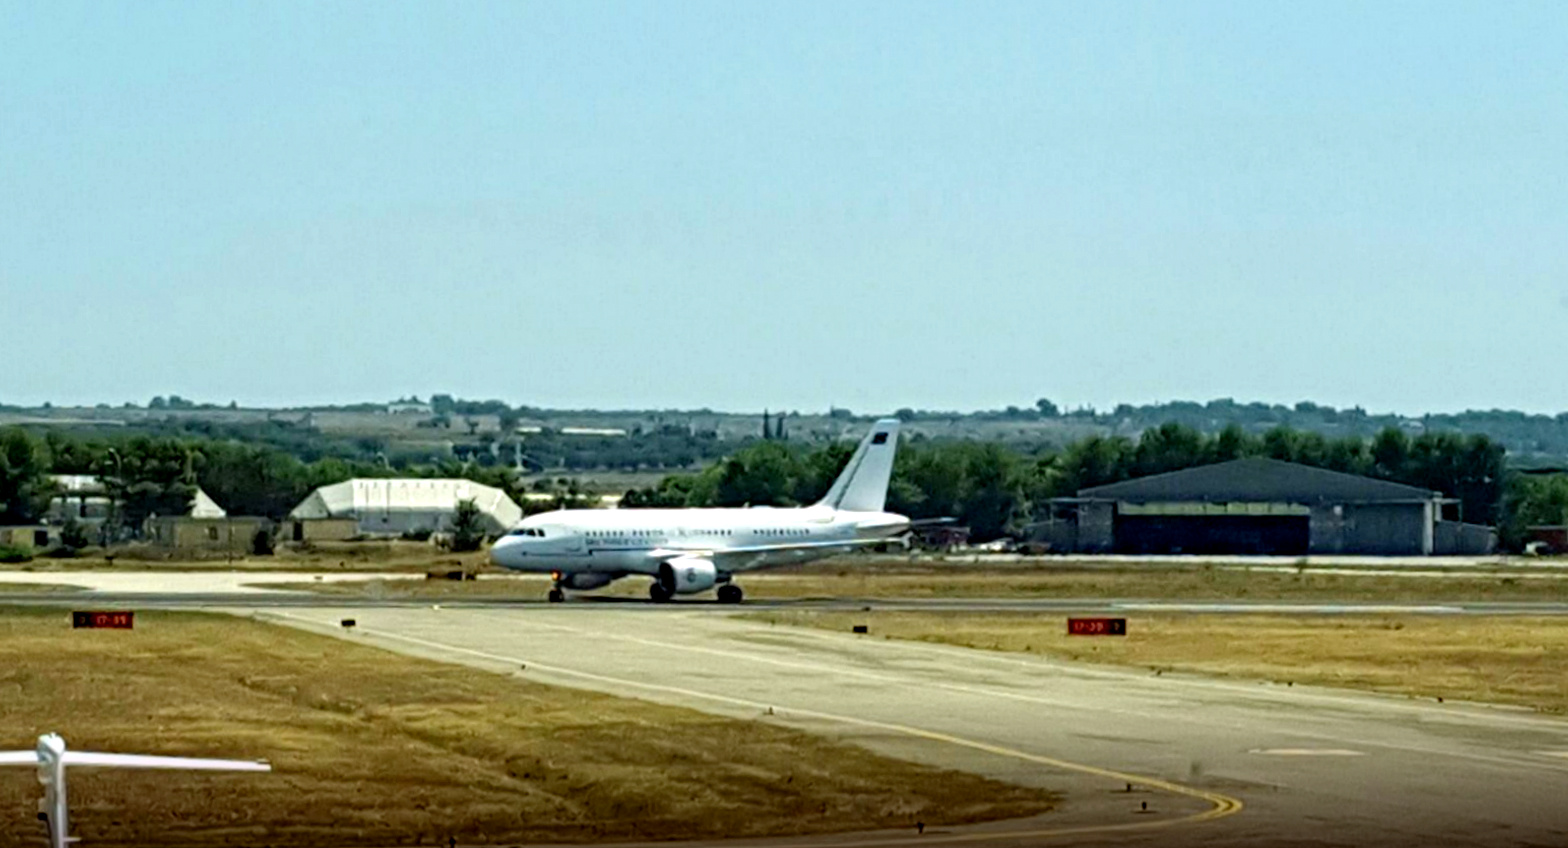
236,604,1568,847
7,569,1568,615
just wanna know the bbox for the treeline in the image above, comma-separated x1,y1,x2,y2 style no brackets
894,398,1568,462
0,428,534,530
6,421,1567,552
624,423,1563,547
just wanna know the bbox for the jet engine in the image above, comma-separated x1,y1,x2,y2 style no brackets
562,572,615,591
659,557,718,595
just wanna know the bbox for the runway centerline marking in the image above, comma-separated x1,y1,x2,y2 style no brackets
1249,748,1366,757
266,610,1243,844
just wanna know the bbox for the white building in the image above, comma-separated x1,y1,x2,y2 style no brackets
47,475,227,524
288,478,521,537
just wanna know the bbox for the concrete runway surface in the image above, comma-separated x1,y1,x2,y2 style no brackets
238,605,1568,848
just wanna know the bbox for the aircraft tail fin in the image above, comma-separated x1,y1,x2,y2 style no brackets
815,419,900,513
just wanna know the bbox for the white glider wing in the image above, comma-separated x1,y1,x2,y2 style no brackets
62,752,271,771
0,751,37,766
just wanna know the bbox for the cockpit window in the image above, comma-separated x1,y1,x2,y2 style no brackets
509,528,545,537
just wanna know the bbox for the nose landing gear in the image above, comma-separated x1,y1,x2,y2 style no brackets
548,572,565,603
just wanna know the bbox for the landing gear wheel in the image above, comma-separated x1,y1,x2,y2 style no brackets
649,582,674,603
717,584,744,604
547,588,565,604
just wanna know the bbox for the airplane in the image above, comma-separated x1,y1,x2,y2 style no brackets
490,418,908,603
0,733,271,848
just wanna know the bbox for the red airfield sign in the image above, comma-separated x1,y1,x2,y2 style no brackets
1067,617,1126,636
72,611,134,630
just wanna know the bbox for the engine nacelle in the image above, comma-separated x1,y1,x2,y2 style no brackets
659,557,718,595
562,572,615,591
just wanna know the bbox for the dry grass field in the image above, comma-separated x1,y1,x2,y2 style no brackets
0,582,84,593
11,540,487,573
747,610,1568,714
0,608,1054,847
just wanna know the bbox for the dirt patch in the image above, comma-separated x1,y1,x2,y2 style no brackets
0,582,86,593
748,610,1568,714
0,607,1052,846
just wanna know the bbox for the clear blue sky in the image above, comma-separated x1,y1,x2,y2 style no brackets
3,1,1564,415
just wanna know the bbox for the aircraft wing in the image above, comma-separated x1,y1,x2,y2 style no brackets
908,517,958,527
0,751,37,766
651,538,887,572
61,752,271,771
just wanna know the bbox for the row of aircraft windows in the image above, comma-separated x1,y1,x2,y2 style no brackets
581,528,812,538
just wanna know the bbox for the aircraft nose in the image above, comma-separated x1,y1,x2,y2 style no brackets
489,536,522,567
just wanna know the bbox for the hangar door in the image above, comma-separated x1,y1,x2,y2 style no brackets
1112,502,1310,555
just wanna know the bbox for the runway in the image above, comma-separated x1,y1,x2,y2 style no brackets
11,590,1568,616
9,570,1568,616
239,604,1568,847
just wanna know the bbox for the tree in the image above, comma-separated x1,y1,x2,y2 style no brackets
0,428,53,524
959,442,1023,540
449,498,486,552
1501,474,1568,550
1054,435,1133,492
714,442,798,507
101,437,198,529
1035,398,1060,418
1370,428,1411,480
1212,424,1252,462
59,519,91,551
1133,423,1206,476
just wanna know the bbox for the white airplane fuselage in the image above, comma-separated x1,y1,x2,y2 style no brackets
490,505,909,575
489,418,909,602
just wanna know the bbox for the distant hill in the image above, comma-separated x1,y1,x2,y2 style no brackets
5,396,1568,468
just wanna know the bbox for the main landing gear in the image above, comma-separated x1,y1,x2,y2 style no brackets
646,579,744,604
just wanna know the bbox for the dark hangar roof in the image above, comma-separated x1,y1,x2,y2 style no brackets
1076,458,1440,503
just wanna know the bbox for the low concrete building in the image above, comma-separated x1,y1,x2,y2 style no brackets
0,526,57,551
1041,458,1494,556
145,516,270,552
284,517,360,543
288,478,522,537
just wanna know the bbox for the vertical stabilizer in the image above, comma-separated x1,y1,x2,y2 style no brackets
815,419,900,513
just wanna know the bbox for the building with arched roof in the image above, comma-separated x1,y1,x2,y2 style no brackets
288,478,521,537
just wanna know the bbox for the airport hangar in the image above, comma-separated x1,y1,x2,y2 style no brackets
286,478,522,540
1039,457,1496,555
